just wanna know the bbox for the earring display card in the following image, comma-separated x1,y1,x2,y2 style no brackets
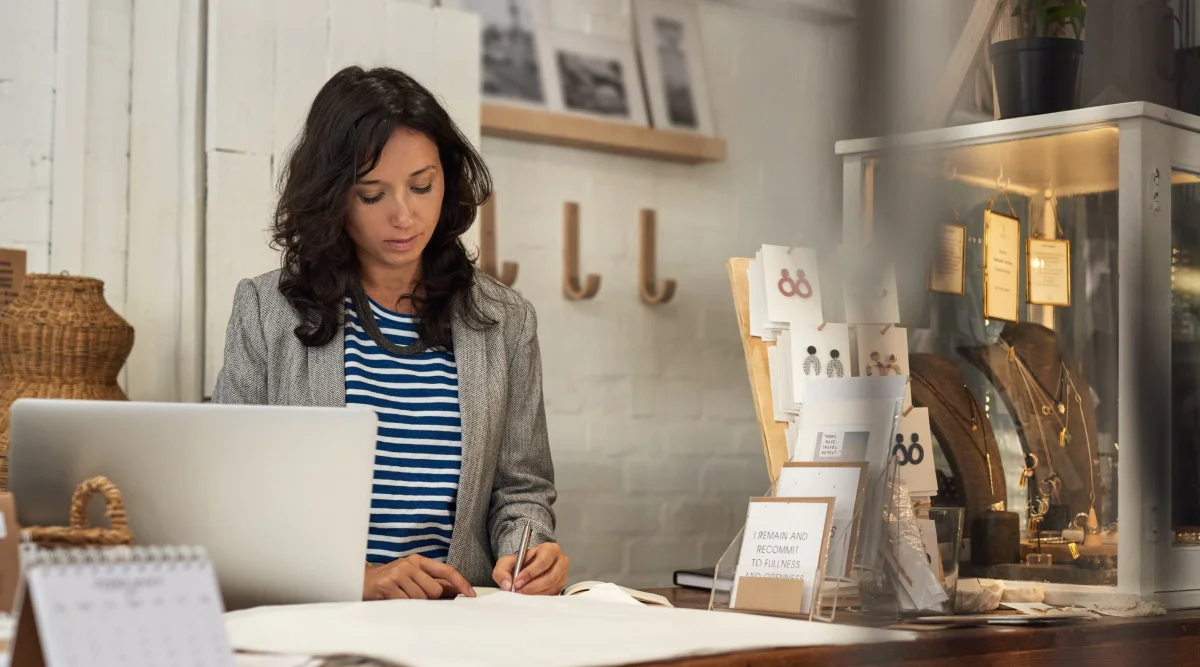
730,498,835,616
777,330,798,414
775,463,868,578
767,344,791,422
747,255,778,341
895,407,938,496
854,325,911,410
760,245,823,328
841,252,900,325
789,323,850,405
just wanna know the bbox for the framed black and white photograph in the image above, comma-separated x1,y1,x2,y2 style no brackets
633,0,716,135
445,0,553,109
541,30,649,126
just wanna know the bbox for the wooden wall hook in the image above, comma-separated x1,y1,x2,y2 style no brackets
638,209,676,305
479,195,519,287
562,201,601,300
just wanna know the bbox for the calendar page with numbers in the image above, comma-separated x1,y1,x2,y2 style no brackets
11,545,235,667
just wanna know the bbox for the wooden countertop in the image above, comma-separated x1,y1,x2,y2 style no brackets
643,587,1200,666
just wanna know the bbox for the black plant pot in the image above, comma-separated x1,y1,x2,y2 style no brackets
989,37,1084,119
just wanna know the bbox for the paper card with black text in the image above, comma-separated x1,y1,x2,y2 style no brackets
731,498,834,616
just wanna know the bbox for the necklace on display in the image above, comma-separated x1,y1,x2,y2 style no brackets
910,370,996,499
1002,339,1074,448
1063,369,1098,514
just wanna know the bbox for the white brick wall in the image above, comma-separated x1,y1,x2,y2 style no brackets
1,0,857,590
481,0,856,588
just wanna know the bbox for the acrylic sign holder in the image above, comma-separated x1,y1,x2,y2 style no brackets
709,455,904,623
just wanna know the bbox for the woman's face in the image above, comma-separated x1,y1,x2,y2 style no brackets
345,127,445,274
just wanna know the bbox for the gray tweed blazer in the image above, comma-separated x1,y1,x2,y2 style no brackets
210,268,556,587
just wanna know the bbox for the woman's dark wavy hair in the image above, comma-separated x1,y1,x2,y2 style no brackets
272,65,494,351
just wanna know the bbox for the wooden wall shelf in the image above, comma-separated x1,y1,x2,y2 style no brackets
480,104,727,165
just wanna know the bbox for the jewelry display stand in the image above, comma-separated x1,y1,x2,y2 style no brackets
707,454,952,623
722,253,920,622
909,353,1006,533
959,323,1102,531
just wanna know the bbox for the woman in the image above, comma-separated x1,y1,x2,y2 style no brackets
212,66,567,600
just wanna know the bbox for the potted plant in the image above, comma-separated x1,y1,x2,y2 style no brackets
988,0,1086,119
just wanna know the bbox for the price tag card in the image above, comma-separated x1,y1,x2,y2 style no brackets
895,407,938,495
731,498,835,615
760,245,824,327
789,323,850,405
855,325,911,409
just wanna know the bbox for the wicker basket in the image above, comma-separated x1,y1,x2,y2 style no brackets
0,274,134,490
22,476,134,548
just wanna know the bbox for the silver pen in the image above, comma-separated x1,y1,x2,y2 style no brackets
511,518,533,592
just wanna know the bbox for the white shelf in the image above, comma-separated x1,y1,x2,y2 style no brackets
837,102,1200,197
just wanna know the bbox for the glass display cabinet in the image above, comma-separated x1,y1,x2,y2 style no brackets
836,102,1200,608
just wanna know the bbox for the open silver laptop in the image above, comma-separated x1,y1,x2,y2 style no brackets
8,399,378,610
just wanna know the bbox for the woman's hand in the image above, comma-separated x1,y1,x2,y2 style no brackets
492,542,570,595
364,554,476,600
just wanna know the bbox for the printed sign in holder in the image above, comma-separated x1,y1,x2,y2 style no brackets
707,455,905,623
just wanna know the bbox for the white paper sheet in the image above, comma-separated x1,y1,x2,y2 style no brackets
793,376,906,484
226,593,915,667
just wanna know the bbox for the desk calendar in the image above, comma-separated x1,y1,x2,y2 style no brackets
9,544,235,667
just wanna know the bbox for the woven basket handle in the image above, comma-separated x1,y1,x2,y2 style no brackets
68,476,129,532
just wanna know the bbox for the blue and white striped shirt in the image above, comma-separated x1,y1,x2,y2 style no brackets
344,297,462,565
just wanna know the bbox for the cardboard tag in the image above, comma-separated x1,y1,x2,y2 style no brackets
730,576,805,615
0,494,22,614
731,497,834,616
0,248,27,311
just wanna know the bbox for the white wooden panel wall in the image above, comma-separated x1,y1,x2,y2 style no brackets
203,1,481,396
82,0,134,305
125,0,205,402
48,0,90,277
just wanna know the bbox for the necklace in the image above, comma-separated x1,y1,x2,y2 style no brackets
1062,370,1097,511
1003,340,1069,418
910,370,995,498
1002,340,1075,447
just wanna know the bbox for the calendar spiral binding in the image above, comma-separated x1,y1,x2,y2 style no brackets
20,542,210,569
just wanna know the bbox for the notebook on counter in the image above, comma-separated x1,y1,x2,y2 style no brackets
672,567,732,592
